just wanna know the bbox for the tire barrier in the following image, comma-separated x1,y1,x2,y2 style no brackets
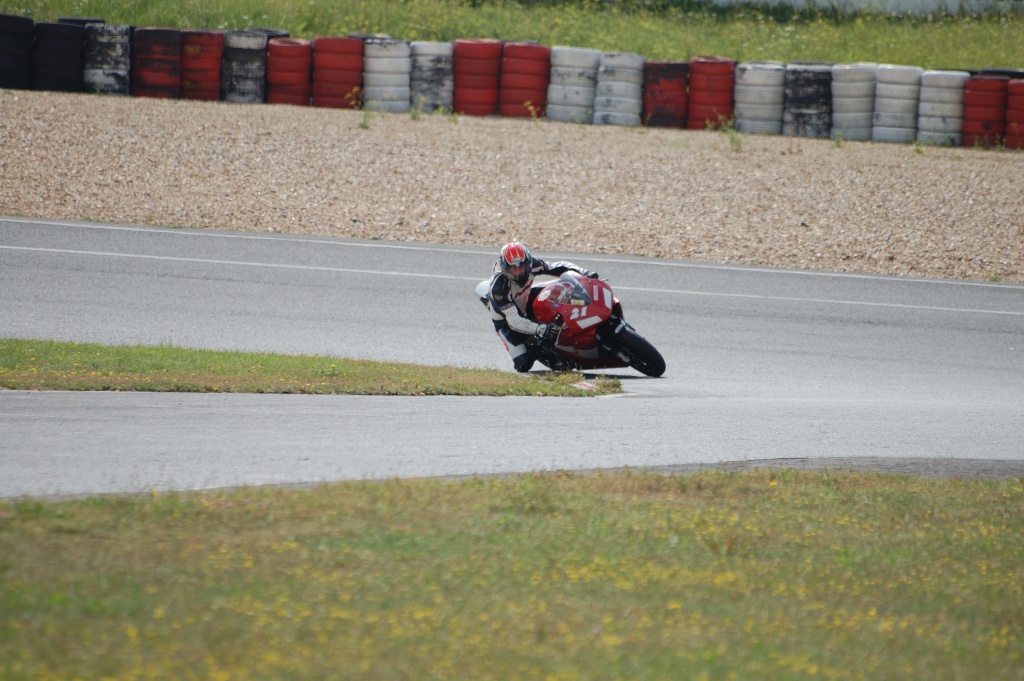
250,26,289,102
362,38,411,113
687,56,734,130
592,51,644,126
1005,79,1024,150
83,23,131,96
453,38,501,116
642,61,688,128
411,41,454,113
266,37,311,106
221,30,267,104
248,27,289,43
546,46,600,123
130,27,181,99
783,61,832,138
871,64,922,144
499,42,550,118
962,74,1008,148
58,16,104,28
8,9,1024,151
831,63,876,141
32,21,85,93
916,69,969,147
310,36,363,109
181,29,223,101
0,14,34,89
981,66,1024,148
977,67,1024,80
733,60,785,135
976,66,1024,148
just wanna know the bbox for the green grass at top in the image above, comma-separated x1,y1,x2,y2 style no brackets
2,0,1021,70
0,338,620,396
1,469,1022,680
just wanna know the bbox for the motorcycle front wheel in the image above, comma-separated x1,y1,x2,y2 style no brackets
616,328,666,377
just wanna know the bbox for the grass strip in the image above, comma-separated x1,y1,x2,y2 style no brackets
1,469,1021,679
0,338,620,396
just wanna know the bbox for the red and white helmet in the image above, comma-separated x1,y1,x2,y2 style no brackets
499,242,534,286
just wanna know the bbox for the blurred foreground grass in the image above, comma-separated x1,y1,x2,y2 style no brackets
1,469,1022,679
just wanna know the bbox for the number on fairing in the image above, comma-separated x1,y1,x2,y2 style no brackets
570,306,588,321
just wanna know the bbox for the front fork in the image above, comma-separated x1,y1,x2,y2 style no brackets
596,315,635,363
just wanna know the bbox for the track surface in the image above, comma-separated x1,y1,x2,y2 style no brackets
1,217,1022,497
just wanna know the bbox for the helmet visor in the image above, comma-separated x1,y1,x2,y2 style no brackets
505,262,528,282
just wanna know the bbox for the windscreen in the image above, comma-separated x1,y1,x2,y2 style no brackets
540,273,592,306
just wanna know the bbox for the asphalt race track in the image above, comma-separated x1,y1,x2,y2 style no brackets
2,217,1022,497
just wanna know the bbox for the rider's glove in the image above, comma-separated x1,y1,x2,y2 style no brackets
537,323,560,344
583,270,599,279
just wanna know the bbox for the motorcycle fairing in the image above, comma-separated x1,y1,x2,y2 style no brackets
530,272,625,366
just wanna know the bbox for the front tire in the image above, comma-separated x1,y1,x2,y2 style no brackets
616,328,666,377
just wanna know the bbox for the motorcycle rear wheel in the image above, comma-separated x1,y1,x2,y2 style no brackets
616,328,666,377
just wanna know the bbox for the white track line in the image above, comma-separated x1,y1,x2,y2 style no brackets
4,244,1022,318
3,216,1021,290
1,245,478,282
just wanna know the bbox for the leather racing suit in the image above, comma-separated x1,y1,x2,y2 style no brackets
485,257,592,372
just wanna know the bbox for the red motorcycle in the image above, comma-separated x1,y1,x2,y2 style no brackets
478,272,666,377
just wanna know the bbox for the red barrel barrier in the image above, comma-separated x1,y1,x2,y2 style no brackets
132,28,182,98
181,29,223,101
687,56,734,130
643,61,689,128
311,36,363,109
267,37,311,105
454,38,501,116
1003,79,1024,150
962,74,1007,148
499,42,550,117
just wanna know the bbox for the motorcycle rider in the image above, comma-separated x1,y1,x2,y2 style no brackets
485,241,598,372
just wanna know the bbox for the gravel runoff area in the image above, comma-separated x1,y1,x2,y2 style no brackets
2,90,1022,481
1,89,1022,283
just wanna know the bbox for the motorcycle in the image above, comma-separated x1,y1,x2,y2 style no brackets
476,271,666,377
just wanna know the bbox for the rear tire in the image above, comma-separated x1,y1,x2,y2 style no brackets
616,328,666,377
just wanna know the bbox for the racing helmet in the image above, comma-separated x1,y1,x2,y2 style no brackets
499,242,534,286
